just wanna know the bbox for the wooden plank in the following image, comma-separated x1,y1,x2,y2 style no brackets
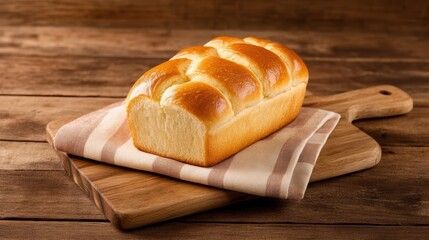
1,146,428,224
354,107,429,146
1,55,428,106
0,221,429,240
0,55,154,97
0,170,105,220
308,61,429,107
1,27,428,59
0,96,118,141
0,1,428,34
0,141,61,170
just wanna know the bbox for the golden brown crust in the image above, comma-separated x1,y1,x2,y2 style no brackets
204,36,244,49
226,43,290,95
126,36,309,166
126,58,191,102
243,36,273,47
265,43,309,84
161,81,234,127
171,46,218,61
243,37,308,85
188,56,263,112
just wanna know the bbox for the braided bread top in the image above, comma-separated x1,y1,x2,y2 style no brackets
126,36,308,128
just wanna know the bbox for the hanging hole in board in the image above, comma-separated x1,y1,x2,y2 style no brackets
379,90,392,95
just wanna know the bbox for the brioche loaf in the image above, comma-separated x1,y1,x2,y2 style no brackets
126,36,308,166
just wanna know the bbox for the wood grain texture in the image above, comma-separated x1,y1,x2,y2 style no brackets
1,27,428,59
307,61,429,107
305,85,413,123
0,96,118,141
354,107,429,146
1,221,429,240
45,86,412,229
0,55,150,97
0,170,105,220
0,1,428,34
0,141,61,170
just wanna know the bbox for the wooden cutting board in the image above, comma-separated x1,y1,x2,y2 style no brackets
46,85,412,229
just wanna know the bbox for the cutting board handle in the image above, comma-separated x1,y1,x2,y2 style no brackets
304,85,413,122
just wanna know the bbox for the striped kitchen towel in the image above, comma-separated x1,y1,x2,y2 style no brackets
54,102,340,199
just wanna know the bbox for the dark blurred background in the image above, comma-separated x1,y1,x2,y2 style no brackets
2,0,428,34
0,0,429,34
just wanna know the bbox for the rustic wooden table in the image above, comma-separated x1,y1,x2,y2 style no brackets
1,1,428,239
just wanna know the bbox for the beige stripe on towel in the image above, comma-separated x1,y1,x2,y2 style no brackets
101,119,131,164
266,110,324,198
54,102,121,156
83,104,127,161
